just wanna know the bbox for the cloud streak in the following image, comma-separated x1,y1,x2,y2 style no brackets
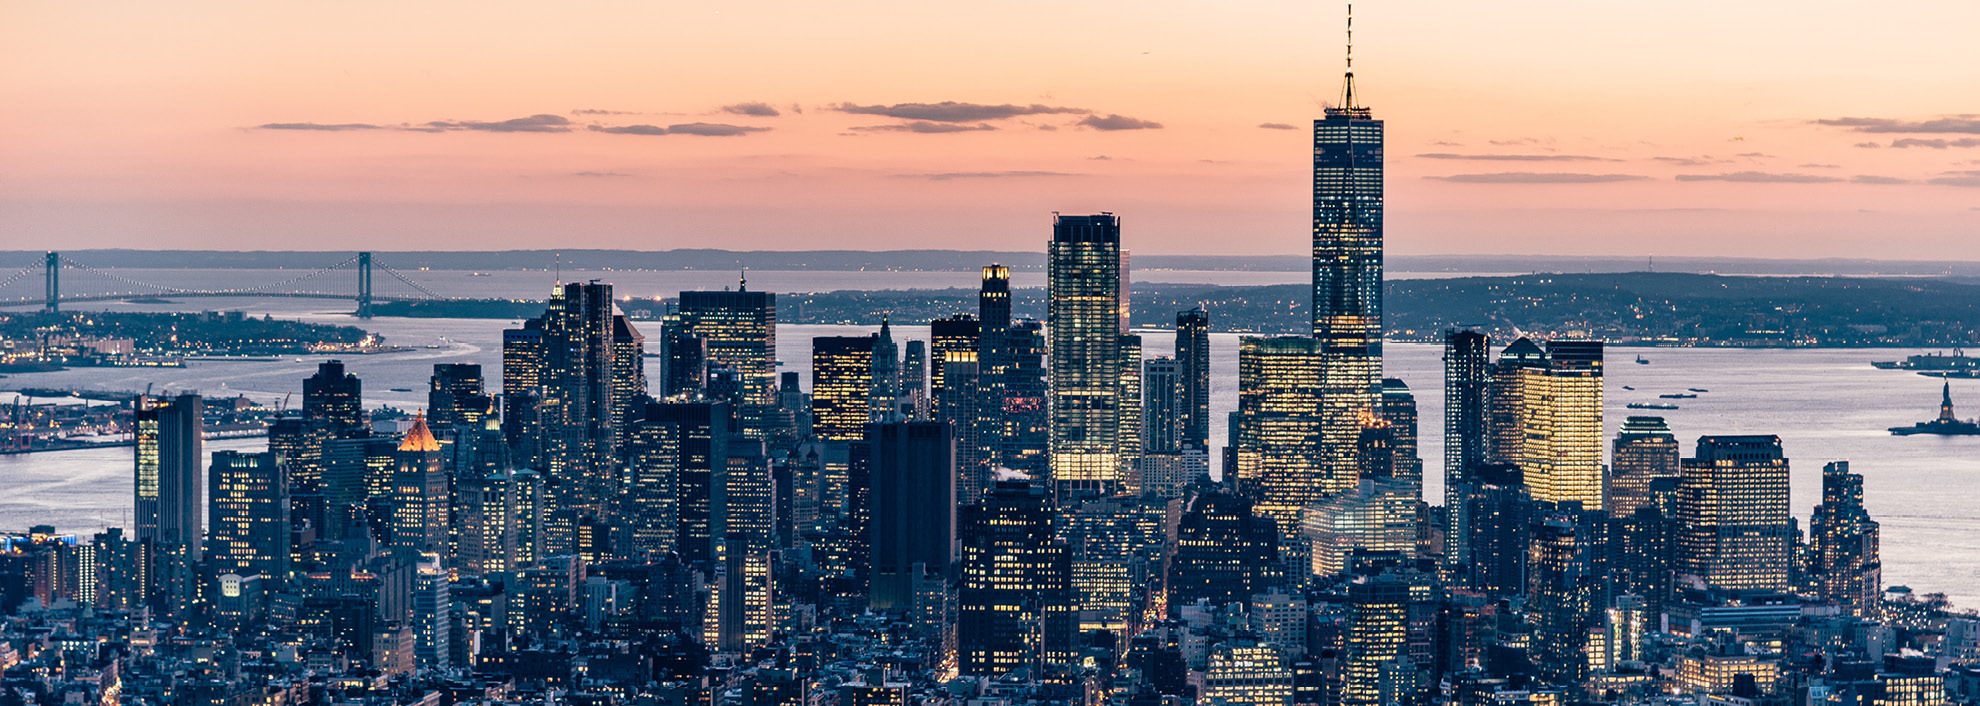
1675,171,1840,184
1816,115,1980,134
721,102,781,117
900,170,1078,180
1888,137,1980,149
850,121,997,134
414,114,574,133
1417,152,1619,163
1428,172,1650,184
834,101,1086,122
1078,114,1163,131
257,122,383,131
1258,122,1299,130
1930,170,1980,188
587,122,769,136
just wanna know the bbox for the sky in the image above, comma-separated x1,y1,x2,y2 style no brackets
3,1,1979,258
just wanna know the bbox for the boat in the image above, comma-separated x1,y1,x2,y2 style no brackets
1659,393,1698,399
468,271,493,277
1919,370,1980,379
389,387,414,393
1687,388,1709,393
1628,402,1679,410
1890,380,1980,436
1635,354,1650,365
1621,385,1635,391
1872,348,1980,372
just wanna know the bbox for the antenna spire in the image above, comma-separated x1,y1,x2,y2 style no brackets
1340,2,1361,111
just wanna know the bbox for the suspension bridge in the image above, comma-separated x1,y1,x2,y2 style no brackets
0,252,452,318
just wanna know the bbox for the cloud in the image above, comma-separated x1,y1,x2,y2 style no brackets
1088,155,1113,160
1854,142,1883,149
1675,171,1841,184
1929,170,1980,188
1798,163,1842,169
1816,115,1980,134
833,101,1086,122
1735,152,1774,159
1850,175,1910,185
1417,152,1619,163
849,121,997,134
1650,156,1725,166
721,102,781,117
1888,137,1980,149
257,122,383,131
1428,172,1651,184
572,170,633,178
572,108,638,116
1078,114,1163,131
1488,137,1543,146
1258,122,1299,130
588,122,768,137
900,170,1078,180
417,114,573,133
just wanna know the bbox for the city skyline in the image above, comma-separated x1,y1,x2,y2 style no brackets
5,1,1980,257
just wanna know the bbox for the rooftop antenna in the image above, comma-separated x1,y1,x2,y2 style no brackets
739,267,748,292
1341,2,1358,110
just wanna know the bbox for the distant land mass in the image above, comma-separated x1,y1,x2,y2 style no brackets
13,249,1980,277
372,272,1980,348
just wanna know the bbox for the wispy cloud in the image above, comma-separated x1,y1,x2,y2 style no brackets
587,122,768,137
900,170,1078,180
1428,172,1650,184
1850,175,1910,185
1258,122,1299,130
1417,152,1618,163
833,101,1086,122
1078,114,1163,131
849,122,997,134
721,102,782,117
1675,171,1841,184
1798,163,1842,169
257,122,383,131
1650,156,1726,166
1888,137,1980,149
1930,170,1980,188
1816,115,1980,134
414,114,573,133
572,108,638,116
572,170,634,178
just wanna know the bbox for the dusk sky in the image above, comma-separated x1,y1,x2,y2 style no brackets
4,1,1979,258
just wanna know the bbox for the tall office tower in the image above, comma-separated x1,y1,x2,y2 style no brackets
1458,463,1532,599
1527,508,1603,686
811,336,876,442
1442,329,1490,563
1677,435,1793,592
1615,476,1678,620
1232,336,1329,539
1049,213,1127,494
717,440,776,563
1378,378,1423,485
92,528,147,612
1059,495,1168,633
1175,306,1211,450
659,310,707,400
870,316,901,423
1117,333,1144,481
957,480,1073,676
391,416,449,555
623,419,680,559
1135,447,1210,499
900,339,927,420
611,314,648,422
1301,478,1420,578
631,400,729,567
936,357,987,504
975,266,1017,463
1313,29,1385,519
862,421,956,611
929,315,980,417
456,469,544,577
1808,461,1882,618
1201,641,1295,706
500,323,545,460
1609,416,1680,518
133,393,202,611
208,450,291,588
779,371,810,439
1604,593,1649,669
412,554,451,671
1167,490,1282,608
996,319,1051,477
503,281,622,553
677,279,777,437
1485,337,1545,463
267,412,321,492
305,360,367,440
1142,356,1183,455
1340,575,1411,706
1519,340,1606,511
426,363,488,433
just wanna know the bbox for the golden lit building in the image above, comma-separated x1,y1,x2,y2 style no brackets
1235,336,1334,537
1200,641,1294,706
1300,478,1418,578
1518,340,1605,511
1048,214,1127,493
1677,435,1793,591
811,336,875,442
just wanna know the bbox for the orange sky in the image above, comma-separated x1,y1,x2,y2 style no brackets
3,1,1978,257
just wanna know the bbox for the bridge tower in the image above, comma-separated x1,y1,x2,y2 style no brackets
356,251,374,319
43,252,58,313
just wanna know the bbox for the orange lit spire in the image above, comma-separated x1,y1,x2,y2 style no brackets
399,411,441,452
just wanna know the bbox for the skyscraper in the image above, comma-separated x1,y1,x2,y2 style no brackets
391,415,449,555
1808,460,1881,618
1313,28,1385,511
426,362,488,433
677,280,777,436
1233,336,1330,537
1527,506,1605,686
811,335,875,442
208,450,291,588
957,480,1072,676
1457,462,1531,598
506,281,623,552
1485,337,1546,465
1609,416,1680,519
935,355,987,505
304,360,366,440
1519,340,1605,511
623,418,681,559
134,392,201,611
1175,306,1211,450
1443,329,1491,565
658,308,707,400
861,421,955,611
1118,333,1144,481
1142,356,1183,455
1677,435,1792,592
1378,378,1423,485
1340,575,1412,706
900,338,927,420
997,319,1051,477
1049,213,1127,494
631,400,730,567
929,314,979,418
870,316,900,424
1166,490,1282,608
